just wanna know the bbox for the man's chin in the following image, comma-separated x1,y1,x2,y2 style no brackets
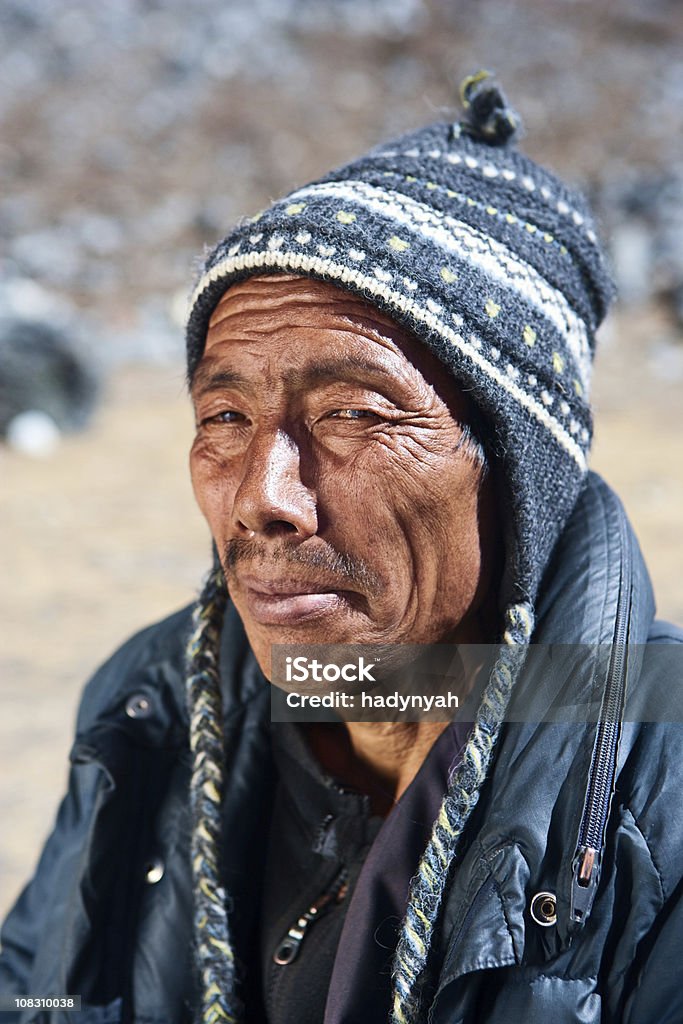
239,608,375,682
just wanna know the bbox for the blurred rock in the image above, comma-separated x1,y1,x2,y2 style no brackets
0,316,99,438
649,338,683,383
601,173,683,327
11,227,84,289
99,297,184,367
0,276,73,324
6,409,61,457
609,222,653,306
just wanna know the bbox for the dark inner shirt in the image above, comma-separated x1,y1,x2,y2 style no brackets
260,721,469,1024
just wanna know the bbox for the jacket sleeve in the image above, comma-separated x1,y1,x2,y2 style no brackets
620,629,683,1023
0,607,192,1014
0,757,104,1001
623,890,683,1023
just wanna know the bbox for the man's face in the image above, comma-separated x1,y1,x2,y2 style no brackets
190,275,500,677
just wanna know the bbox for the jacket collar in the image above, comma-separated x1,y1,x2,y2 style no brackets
434,471,655,995
534,470,654,647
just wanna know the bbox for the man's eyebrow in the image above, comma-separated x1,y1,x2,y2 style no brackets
191,356,401,397
292,356,398,389
191,367,249,397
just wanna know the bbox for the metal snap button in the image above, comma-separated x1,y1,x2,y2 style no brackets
530,891,557,927
125,693,153,719
144,857,165,885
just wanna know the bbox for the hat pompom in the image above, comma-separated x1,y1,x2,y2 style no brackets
455,70,520,147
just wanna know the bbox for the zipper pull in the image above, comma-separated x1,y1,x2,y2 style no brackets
273,910,320,965
570,846,599,923
273,870,349,966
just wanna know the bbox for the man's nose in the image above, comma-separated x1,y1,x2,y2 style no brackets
231,428,318,539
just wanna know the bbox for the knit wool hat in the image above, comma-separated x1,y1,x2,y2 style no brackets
183,75,614,1024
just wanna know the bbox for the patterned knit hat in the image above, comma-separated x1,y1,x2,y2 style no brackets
184,73,614,1024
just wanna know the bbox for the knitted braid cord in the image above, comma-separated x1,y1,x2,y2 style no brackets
185,566,242,1024
390,601,534,1024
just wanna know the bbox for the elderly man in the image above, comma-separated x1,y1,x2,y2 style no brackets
1,75,682,1024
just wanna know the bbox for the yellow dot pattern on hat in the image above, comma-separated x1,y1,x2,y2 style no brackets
389,235,410,252
336,210,357,224
285,203,306,215
553,352,565,373
523,325,537,347
485,298,501,318
440,267,458,284
573,379,583,396
393,168,569,258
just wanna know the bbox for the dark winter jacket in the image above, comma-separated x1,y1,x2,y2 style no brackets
1,471,682,1024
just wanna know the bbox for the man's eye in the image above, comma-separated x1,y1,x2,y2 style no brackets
202,410,247,425
220,410,246,422
329,409,375,420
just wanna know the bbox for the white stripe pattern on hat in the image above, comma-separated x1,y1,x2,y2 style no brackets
287,179,592,394
376,147,599,245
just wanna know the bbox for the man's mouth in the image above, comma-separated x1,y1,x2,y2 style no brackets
237,574,356,626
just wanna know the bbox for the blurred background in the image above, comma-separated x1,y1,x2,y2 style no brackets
1,0,682,916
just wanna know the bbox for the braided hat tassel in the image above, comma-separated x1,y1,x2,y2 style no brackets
390,602,534,1024
186,565,243,1024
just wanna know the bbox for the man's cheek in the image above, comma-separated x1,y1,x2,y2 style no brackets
413,464,483,537
189,448,236,531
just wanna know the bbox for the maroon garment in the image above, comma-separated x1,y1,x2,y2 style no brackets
323,721,470,1024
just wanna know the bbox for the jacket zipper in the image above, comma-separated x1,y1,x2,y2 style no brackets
272,868,349,966
570,507,633,924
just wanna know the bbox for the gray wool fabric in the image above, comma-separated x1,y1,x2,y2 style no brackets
186,83,613,609
183,77,615,1024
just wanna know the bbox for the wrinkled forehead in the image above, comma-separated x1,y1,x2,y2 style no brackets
206,273,412,346
199,273,477,421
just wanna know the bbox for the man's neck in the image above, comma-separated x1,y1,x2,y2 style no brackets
304,720,449,817
302,611,496,815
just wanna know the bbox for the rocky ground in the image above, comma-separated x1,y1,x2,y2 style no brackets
1,0,682,917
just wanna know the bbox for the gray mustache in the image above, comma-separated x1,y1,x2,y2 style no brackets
223,538,382,595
